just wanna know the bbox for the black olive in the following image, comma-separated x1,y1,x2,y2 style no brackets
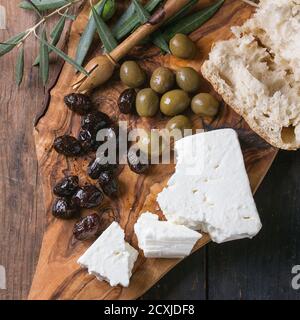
73,213,101,241
105,125,119,141
78,129,102,154
81,111,112,133
98,171,114,186
88,158,118,180
52,198,80,220
53,175,79,197
95,125,120,145
87,158,118,180
118,89,136,114
64,93,93,115
88,158,104,180
53,135,82,157
102,178,119,198
127,147,150,174
99,126,120,154
72,185,104,209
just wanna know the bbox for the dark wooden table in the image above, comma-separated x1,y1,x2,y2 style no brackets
0,1,299,300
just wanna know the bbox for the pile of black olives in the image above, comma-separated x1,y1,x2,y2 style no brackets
52,174,109,241
52,176,103,217
52,176,80,221
53,94,112,157
52,92,123,241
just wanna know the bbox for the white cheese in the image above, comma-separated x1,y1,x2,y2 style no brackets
77,222,138,287
134,212,202,258
157,129,262,244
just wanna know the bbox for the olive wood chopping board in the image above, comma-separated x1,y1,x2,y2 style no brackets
28,0,278,300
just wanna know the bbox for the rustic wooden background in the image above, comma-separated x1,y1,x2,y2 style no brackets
0,0,299,300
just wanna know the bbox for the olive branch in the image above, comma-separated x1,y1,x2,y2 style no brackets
0,0,226,87
0,0,88,86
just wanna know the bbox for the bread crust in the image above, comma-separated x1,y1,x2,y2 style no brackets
201,61,298,151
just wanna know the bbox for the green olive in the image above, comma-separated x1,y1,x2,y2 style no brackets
160,90,191,116
169,34,197,60
137,130,169,157
166,115,192,133
150,67,175,94
136,88,159,117
176,67,201,93
89,0,116,21
120,61,146,88
191,93,220,117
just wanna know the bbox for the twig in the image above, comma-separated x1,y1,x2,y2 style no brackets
242,0,259,7
19,0,83,43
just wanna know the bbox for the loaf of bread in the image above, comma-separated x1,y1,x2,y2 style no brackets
202,0,300,150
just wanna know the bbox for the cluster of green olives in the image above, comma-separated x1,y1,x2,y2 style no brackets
119,63,219,116
118,34,220,135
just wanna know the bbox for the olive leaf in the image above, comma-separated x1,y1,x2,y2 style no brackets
1,0,89,87
19,0,70,11
75,0,112,66
163,0,225,40
89,0,116,21
33,13,67,66
15,45,25,86
91,5,118,53
39,29,49,86
132,0,148,23
111,0,136,34
0,32,27,57
37,32,89,76
59,12,77,21
23,0,43,18
164,0,198,27
113,0,163,40
151,32,171,54
132,0,170,53
50,14,67,40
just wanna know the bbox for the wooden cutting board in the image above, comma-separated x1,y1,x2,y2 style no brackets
28,0,278,300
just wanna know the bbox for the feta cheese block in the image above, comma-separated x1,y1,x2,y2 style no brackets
77,222,138,287
134,212,202,258
157,129,262,244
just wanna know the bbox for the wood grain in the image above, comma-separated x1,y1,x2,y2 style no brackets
0,0,74,300
26,0,279,300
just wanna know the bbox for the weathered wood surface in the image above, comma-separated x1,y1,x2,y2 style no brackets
27,0,278,300
2,0,299,301
0,0,70,300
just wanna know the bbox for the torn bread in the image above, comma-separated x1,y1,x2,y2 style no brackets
202,0,300,150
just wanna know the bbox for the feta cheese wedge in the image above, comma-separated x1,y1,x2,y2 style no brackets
157,129,262,244
78,222,138,287
134,212,202,258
